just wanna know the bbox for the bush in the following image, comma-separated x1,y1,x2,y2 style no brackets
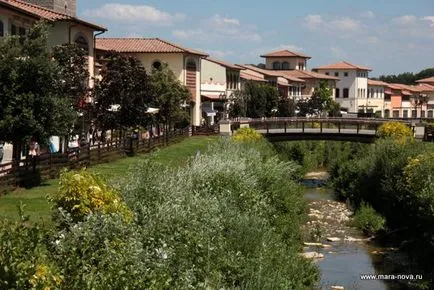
376,121,413,142
232,127,263,142
351,202,385,235
49,169,132,224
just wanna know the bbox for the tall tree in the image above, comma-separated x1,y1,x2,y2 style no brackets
148,63,190,130
0,22,75,161
297,81,334,117
93,51,151,134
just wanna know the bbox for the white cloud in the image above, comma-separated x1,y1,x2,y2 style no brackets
172,14,262,43
330,46,348,59
361,11,375,19
83,4,185,25
421,16,434,27
304,15,360,33
204,50,235,59
392,15,417,26
273,44,303,52
365,36,379,44
304,15,323,30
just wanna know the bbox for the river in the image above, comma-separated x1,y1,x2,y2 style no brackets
302,174,402,290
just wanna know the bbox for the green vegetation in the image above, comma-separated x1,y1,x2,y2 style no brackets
0,137,319,289
297,81,341,117
376,121,414,142
377,67,434,85
0,136,217,222
232,127,264,142
351,202,385,235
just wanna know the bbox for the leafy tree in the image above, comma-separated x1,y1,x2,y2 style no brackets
297,81,334,117
148,63,190,130
0,22,75,161
93,51,151,134
229,82,279,118
277,98,296,117
376,67,434,84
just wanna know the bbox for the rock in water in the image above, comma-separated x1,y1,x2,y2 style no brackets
327,237,341,242
331,286,344,290
300,252,324,259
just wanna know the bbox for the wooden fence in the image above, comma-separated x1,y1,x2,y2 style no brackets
0,127,190,194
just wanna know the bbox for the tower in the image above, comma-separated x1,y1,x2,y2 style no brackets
23,0,76,17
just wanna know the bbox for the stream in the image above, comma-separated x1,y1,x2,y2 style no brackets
302,172,402,290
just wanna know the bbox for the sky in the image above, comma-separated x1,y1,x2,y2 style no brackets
78,0,434,76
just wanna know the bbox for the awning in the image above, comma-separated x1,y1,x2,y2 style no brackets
202,107,218,117
201,94,224,100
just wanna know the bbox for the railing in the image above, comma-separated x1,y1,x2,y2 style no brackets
192,125,220,136
0,127,190,194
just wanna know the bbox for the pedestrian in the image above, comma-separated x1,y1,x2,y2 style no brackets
28,138,40,171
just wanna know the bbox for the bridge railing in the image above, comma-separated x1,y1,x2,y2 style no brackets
230,117,410,135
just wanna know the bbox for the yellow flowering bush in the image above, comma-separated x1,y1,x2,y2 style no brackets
29,263,63,290
232,127,263,142
376,121,413,142
50,169,132,223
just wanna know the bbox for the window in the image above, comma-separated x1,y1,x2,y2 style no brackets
335,72,339,77
344,72,348,77
384,109,390,118
421,110,426,118
325,72,329,75
152,61,162,70
335,88,340,98
19,27,26,36
393,110,399,118
411,110,417,118
428,110,433,118
273,61,281,70
0,20,3,37
11,24,17,35
282,62,289,70
343,88,349,98
298,62,305,70
403,110,408,118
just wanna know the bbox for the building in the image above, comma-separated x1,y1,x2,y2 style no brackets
313,61,371,114
95,38,208,126
200,57,242,124
0,0,106,86
261,49,311,71
367,79,388,117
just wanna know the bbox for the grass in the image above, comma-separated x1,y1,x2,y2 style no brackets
0,136,218,223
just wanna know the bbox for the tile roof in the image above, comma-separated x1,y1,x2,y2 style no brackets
96,38,208,56
0,0,106,31
260,49,311,59
240,71,267,82
282,69,340,81
205,57,242,70
417,83,434,92
416,76,434,83
313,61,372,71
392,83,424,93
368,79,389,86
237,65,306,82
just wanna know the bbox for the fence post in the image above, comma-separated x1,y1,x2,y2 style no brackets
338,122,341,133
98,143,101,162
302,121,305,133
357,123,360,134
284,121,287,133
320,122,323,133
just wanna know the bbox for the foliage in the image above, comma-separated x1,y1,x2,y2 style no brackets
229,82,279,118
351,202,385,235
0,207,61,290
93,51,152,131
377,68,434,85
277,98,296,117
148,62,190,127
376,121,414,142
232,127,263,142
297,81,335,117
0,22,75,158
49,169,132,224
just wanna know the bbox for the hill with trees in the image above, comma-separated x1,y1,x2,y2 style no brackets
375,68,434,84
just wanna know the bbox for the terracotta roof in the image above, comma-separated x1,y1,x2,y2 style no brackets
387,83,403,90
96,38,208,56
240,71,267,82
368,79,389,86
391,83,424,93
416,76,434,83
205,57,242,70
260,49,311,59
313,61,372,71
238,65,305,82
417,83,434,92
0,0,106,31
282,69,340,81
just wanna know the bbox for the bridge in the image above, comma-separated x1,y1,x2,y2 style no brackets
219,118,428,143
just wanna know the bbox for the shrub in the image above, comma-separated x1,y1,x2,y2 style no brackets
351,202,385,235
49,169,132,224
232,127,263,142
376,121,413,142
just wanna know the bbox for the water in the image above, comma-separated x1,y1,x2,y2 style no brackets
303,183,390,290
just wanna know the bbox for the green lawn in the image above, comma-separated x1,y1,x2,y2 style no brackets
0,136,218,223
